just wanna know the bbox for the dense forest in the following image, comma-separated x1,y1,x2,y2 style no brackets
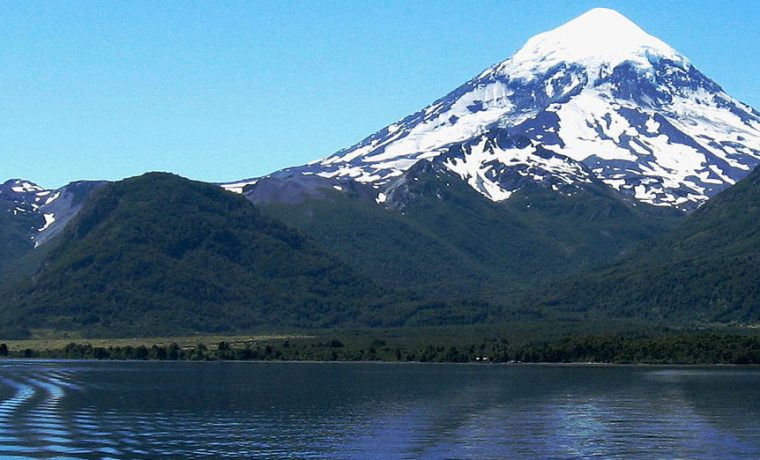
256,161,682,302
0,167,759,353
543,165,760,322
0,174,392,337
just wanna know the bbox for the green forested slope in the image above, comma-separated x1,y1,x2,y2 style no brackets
0,202,42,270
542,166,760,322
0,173,388,337
257,162,682,302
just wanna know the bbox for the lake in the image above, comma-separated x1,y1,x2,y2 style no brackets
0,361,758,459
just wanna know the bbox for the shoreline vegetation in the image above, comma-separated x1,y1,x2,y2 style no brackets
2,331,760,365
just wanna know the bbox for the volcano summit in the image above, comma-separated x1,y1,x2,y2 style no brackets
235,8,760,211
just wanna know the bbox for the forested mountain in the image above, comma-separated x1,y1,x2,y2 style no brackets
542,166,760,322
253,160,682,300
1,8,758,339
0,173,388,337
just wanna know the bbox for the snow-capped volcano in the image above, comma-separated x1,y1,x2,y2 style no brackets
243,8,760,210
501,7,686,81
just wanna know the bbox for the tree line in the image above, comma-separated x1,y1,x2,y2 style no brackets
2,333,760,364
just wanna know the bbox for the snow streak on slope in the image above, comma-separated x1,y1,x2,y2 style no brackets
0,179,107,246
259,8,760,210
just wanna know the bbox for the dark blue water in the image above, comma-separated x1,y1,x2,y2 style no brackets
0,361,758,459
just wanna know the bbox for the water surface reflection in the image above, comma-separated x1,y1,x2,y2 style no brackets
0,361,758,458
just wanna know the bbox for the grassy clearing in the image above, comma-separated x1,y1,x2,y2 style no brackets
4,321,759,361
0,321,723,350
2,322,611,352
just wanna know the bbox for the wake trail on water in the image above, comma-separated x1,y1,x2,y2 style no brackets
0,366,125,459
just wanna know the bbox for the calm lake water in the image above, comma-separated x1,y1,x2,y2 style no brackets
0,361,759,459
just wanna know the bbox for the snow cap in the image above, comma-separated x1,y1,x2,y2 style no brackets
497,8,687,81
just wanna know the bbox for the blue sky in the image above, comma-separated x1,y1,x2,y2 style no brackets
2,0,758,188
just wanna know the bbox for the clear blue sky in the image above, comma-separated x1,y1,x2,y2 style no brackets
2,0,758,188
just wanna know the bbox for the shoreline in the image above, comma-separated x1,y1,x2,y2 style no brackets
2,357,759,368
3,330,759,365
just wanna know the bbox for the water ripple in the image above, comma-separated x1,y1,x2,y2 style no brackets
1,362,760,458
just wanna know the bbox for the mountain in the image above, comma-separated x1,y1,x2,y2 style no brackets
228,8,760,212
0,180,46,268
1,8,757,338
251,160,681,299
542,165,760,322
0,173,388,337
32,180,109,247
0,179,106,268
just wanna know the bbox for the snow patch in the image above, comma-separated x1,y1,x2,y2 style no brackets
11,181,43,193
220,180,257,194
39,213,56,232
